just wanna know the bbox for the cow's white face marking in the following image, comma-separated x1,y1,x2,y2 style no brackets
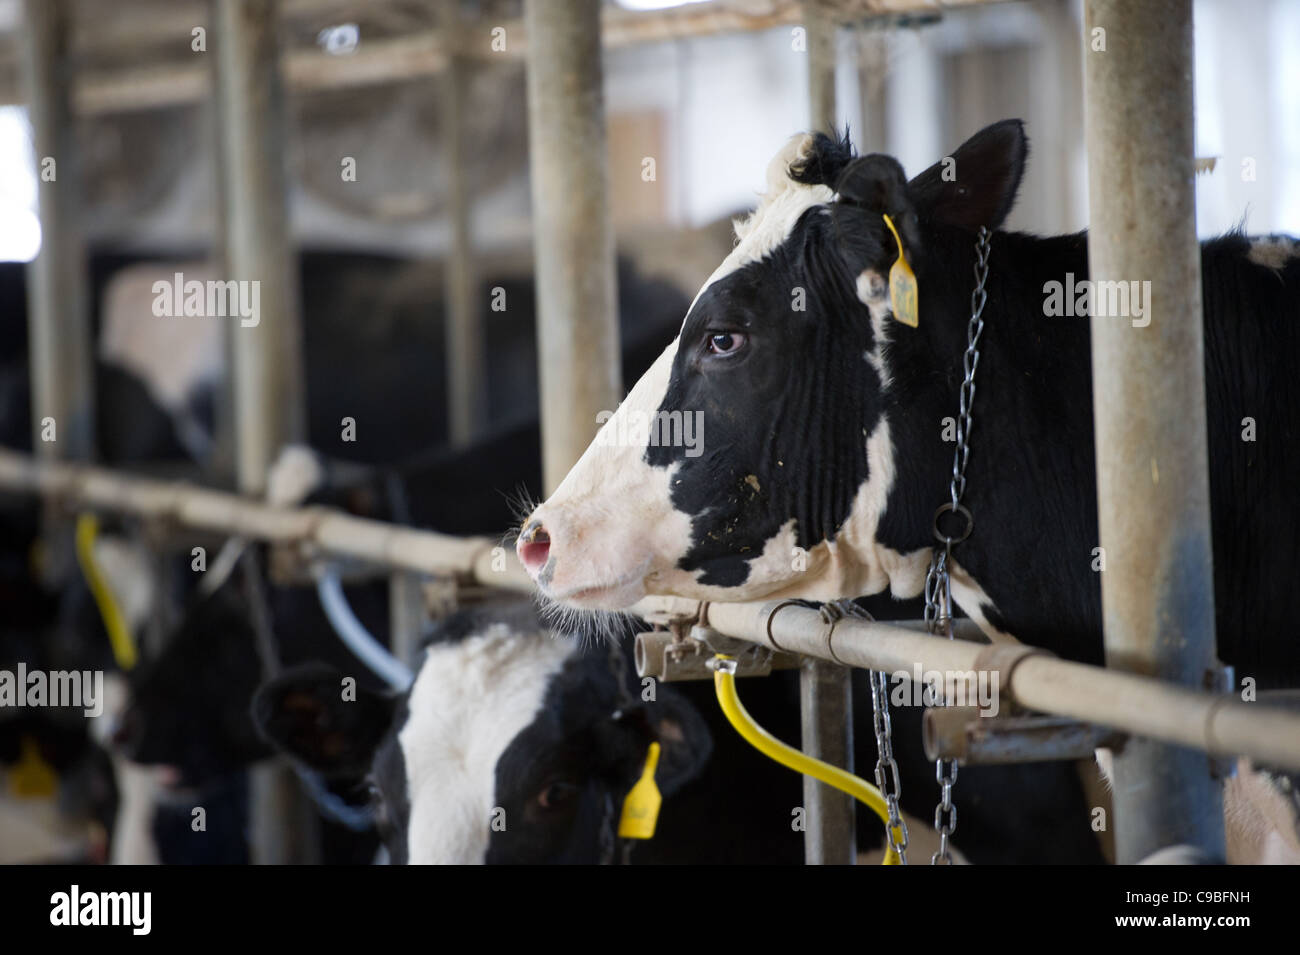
520,134,942,610
399,626,576,864
524,135,876,609
100,264,225,414
531,341,694,608
688,134,835,313
855,269,894,388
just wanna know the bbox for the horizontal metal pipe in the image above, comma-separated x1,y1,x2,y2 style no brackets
0,449,533,590
4,449,1298,771
923,709,1123,765
673,599,1300,771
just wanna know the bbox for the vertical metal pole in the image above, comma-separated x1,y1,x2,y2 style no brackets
800,659,856,864
389,571,426,668
855,29,888,152
804,2,836,135
801,2,855,866
1083,0,1224,863
440,2,484,446
523,0,621,495
212,0,311,865
213,0,304,496
21,0,93,580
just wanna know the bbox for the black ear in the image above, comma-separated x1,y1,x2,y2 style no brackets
251,662,396,778
639,685,712,798
835,153,922,260
908,119,1028,230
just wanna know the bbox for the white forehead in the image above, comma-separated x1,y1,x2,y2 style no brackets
687,133,836,316
398,624,577,864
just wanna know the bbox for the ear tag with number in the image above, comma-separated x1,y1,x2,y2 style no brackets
617,742,662,840
882,213,919,328
8,736,58,799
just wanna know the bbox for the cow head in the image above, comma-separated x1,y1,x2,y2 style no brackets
252,603,710,864
518,120,1027,609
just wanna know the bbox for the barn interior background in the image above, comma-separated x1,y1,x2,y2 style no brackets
0,0,1297,866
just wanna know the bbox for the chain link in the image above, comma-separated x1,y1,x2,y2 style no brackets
870,669,909,864
925,225,991,865
820,600,908,864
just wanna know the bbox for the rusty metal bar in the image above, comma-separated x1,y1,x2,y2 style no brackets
1083,0,1225,863
523,0,621,494
922,709,1123,765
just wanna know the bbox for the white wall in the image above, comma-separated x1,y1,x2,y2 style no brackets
603,0,1300,240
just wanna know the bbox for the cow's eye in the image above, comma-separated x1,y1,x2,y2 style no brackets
706,331,747,356
537,779,580,810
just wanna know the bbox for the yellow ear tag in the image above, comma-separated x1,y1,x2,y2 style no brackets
617,742,662,840
8,736,58,799
882,213,919,328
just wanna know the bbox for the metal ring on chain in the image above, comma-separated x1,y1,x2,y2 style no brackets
932,502,974,545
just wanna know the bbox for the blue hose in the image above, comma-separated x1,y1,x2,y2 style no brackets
315,569,414,691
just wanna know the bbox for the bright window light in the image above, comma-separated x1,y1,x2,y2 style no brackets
614,0,714,12
0,106,40,262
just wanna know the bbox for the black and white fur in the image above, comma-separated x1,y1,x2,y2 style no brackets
519,119,1300,691
252,603,714,864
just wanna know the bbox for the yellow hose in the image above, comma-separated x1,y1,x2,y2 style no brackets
74,513,138,671
712,655,901,865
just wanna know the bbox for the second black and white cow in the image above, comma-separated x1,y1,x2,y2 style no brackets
252,602,730,864
252,598,1109,864
516,119,1300,690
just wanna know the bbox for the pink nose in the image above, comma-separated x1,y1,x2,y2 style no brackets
516,519,551,577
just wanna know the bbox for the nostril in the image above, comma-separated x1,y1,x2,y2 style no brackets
517,521,551,574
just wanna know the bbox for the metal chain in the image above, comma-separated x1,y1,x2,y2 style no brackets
870,669,909,864
824,600,909,863
950,226,992,511
925,225,991,865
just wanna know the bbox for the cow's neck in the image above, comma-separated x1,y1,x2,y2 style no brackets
872,227,1103,660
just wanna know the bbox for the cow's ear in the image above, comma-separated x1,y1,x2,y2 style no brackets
251,662,396,778
835,153,923,264
640,685,712,798
908,119,1028,230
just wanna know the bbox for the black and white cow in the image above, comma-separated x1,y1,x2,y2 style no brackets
251,597,1112,865
517,119,1300,692
252,602,730,865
